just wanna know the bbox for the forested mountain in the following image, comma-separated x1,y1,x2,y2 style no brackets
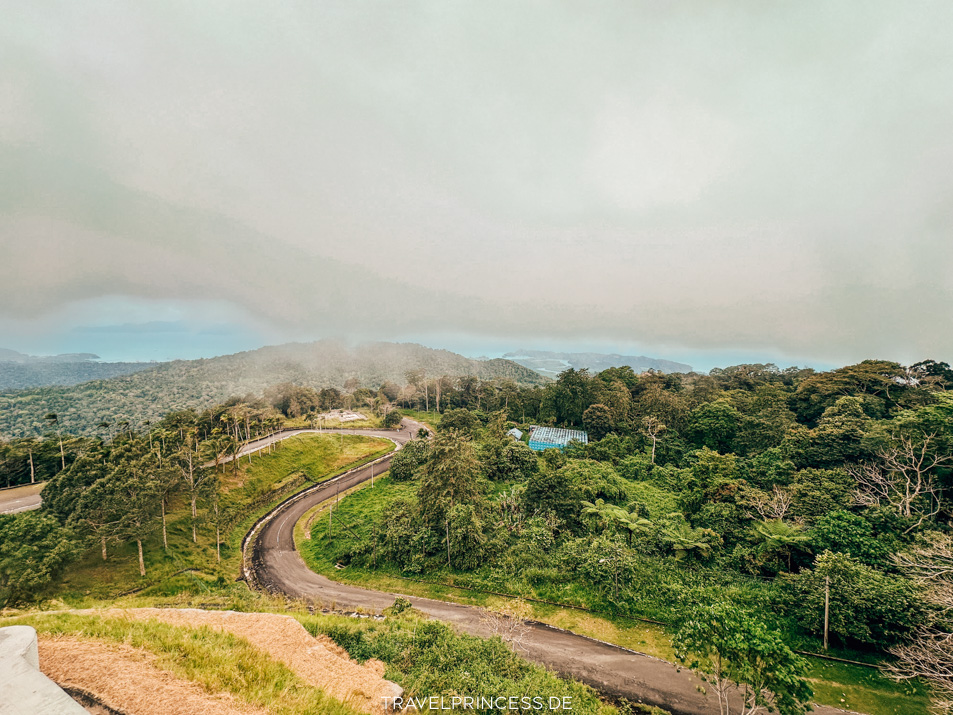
504,349,691,378
0,341,545,438
0,355,156,390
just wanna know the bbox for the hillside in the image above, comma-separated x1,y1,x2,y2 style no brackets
0,341,546,437
0,354,156,390
503,349,692,378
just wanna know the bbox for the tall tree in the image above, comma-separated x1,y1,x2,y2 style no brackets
418,431,484,528
674,602,812,715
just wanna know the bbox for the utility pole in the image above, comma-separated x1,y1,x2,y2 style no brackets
823,576,830,650
446,521,451,568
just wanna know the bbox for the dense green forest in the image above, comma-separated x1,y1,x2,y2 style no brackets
308,358,953,713
0,341,544,438
4,356,953,712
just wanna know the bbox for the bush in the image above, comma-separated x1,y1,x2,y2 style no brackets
303,612,611,714
0,511,81,605
389,439,430,482
774,550,927,647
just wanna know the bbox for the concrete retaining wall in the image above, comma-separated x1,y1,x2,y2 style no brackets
0,626,87,714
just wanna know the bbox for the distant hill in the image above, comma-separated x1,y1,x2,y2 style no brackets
504,349,692,378
0,341,546,438
0,349,156,390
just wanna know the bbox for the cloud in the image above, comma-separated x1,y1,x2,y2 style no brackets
1,1,952,366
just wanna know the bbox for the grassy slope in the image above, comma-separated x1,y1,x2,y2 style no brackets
5,611,361,715
1,599,637,715
297,476,930,715
50,434,393,603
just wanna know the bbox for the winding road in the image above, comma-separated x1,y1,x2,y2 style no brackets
245,421,857,715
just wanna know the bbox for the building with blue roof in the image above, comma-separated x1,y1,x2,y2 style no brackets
527,427,588,451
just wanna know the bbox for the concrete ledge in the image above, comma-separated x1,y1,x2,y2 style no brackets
0,626,87,714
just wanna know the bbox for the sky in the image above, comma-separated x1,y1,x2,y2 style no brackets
1,2,952,372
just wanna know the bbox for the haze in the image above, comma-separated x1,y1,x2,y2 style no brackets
2,2,952,371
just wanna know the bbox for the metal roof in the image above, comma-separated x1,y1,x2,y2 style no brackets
528,427,588,451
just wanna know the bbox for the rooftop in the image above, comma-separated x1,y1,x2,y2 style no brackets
528,427,588,451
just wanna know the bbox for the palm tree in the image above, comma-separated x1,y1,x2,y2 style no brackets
612,509,653,546
663,521,719,561
44,412,65,471
581,499,617,532
754,519,809,572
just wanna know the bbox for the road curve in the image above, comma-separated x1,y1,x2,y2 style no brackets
247,422,857,715
0,483,44,514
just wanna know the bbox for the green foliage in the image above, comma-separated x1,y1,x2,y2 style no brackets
583,403,614,440
375,498,423,569
691,502,748,547
439,408,482,435
0,511,81,605
660,520,721,562
303,612,611,714
792,360,908,424
447,503,489,570
521,466,579,528
809,511,893,567
624,481,680,521
499,440,538,481
673,601,812,715
788,468,853,521
557,460,629,503
389,438,430,482
680,448,740,514
753,519,810,572
417,431,485,527
776,551,927,646
688,399,740,453
382,410,403,428
617,454,654,481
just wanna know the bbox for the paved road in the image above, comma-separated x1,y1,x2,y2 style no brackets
0,483,44,514
247,423,857,715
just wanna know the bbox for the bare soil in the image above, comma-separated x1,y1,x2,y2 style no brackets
39,636,269,715
111,608,400,714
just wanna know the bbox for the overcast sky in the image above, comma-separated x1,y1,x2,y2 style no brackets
2,2,952,371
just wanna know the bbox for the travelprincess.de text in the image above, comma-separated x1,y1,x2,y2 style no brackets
382,696,573,711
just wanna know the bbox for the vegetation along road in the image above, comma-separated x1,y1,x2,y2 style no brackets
246,423,858,715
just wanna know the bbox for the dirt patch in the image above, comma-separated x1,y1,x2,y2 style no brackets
39,636,269,715
112,608,400,714
314,410,367,423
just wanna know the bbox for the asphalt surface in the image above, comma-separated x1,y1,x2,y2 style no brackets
0,483,44,514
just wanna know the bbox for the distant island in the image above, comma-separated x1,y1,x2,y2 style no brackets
503,349,692,378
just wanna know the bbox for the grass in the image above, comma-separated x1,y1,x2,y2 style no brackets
295,609,629,715
400,409,442,432
3,611,361,715
297,476,932,715
47,434,394,604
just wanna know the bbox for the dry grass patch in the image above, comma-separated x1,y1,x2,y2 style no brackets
117,608,401,713
40,636,269,715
